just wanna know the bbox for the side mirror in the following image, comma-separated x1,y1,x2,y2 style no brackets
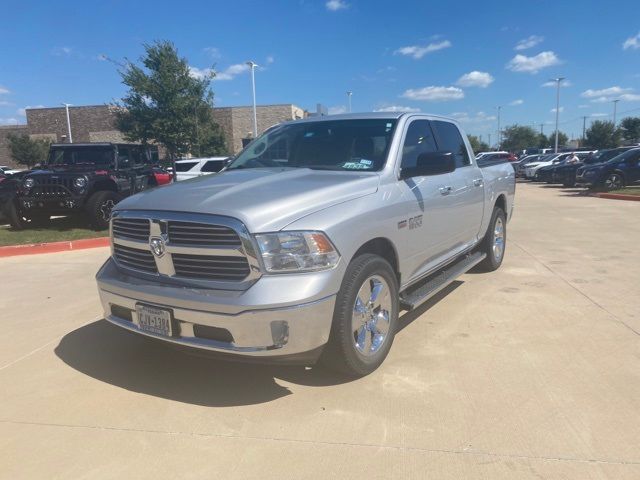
401,151,455,179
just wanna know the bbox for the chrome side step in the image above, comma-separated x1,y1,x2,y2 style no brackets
399,251,486,311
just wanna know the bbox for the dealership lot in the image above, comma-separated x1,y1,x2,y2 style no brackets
1,183,639,479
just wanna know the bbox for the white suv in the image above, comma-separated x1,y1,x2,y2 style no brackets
174,157,228,181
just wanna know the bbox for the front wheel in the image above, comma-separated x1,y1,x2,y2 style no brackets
321,254,399,377
86,191,118,230
603,173,624,191
474,206,506,272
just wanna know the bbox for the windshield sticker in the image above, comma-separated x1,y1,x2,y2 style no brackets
342,159,374,170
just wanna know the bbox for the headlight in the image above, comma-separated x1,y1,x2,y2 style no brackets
74,177,87,188
23,177,35,189
255,231,340,273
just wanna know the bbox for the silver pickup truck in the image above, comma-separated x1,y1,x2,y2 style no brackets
96,113,515,376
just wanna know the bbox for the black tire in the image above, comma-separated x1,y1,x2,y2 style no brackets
86,190,118,230
474,206,506,273
7,202,48,230
321,254,399,377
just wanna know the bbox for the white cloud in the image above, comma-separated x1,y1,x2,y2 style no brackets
506,51,561,74
374,105,421,113
514,35,544,51
581,86,640,103
0,117,20,125
623,32,640,50
266,55,275,64
401,86,464,102
509,99,524,106
328,105,347,115
326,0,348,11
541,80,572,87
203,47,221,59
190,63,250,81
0,86,9,94
590,113,608,117
51,46,72,56
450,111,497,123
578,104,590,108
550,107,564,113
456,71,494,88
0,100,12,106
17,105,46,117
394,40,452,59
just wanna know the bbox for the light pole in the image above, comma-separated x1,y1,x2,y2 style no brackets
496,106,502,149
61,103,73,143
347,91,353,113
612,99,620,126
246,61,259,138
550,77,564,153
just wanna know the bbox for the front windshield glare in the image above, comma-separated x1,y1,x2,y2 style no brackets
227,119,397,171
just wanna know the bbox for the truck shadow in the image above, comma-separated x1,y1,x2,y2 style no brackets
54,283,463,407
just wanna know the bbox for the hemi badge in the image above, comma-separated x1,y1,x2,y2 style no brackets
398,220,407,229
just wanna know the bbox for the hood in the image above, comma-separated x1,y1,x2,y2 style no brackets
115,167,380,232
28,165,105,175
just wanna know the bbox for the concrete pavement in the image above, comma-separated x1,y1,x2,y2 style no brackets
1,184,639,479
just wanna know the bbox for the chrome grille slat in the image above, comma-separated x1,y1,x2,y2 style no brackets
110,212,259,286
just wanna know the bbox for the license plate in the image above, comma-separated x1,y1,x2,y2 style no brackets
136,304,173,337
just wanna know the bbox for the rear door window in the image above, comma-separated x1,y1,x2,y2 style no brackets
201,160,225,173
431,121,471,168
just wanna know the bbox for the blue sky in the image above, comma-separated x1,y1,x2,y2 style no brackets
1,0,640,143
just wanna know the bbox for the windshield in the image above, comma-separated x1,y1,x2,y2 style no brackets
47,146,114,166
227,119,397,171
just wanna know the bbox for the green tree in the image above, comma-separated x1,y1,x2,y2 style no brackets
114,40,227,160
6,134,51,168
585,120,621,149
467,135,489,153
619,117,640,143
536,133,549,149
500,125,538,153
547,131,568,148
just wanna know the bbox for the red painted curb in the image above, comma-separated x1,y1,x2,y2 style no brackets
0,237,110,258
596,193,640,202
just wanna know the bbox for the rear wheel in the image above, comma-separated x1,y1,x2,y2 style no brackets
474,206,506,272
321,254,399,377
603,173,624,191
86,191,118,230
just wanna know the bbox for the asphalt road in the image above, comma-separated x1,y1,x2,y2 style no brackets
1,183,639,479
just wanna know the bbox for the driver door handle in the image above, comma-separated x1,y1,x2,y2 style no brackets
473,178,483,187
439,186,452,195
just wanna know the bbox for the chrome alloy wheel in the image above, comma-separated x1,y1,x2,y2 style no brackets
604,174,623,190
352,275,392,356
493,217,505,261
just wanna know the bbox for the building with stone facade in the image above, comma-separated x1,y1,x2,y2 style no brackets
0,103,306,168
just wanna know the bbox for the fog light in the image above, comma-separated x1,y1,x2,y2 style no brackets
270,321,289,348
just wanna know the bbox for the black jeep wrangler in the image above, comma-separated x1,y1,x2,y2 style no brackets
17,143,157,229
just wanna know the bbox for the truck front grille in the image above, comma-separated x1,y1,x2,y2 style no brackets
168,221,241,246
172,253,250,281
31,177,74,197
110,212,261,288
113,244,158,274
112,218,151,241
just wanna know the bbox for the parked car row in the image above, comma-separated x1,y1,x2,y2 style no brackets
515,147,640,190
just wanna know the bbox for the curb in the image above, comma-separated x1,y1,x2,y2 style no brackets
596,193,640,202
0,237,110,258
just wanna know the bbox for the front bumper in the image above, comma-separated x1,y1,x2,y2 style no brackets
96,258,339,362
21,195,86,213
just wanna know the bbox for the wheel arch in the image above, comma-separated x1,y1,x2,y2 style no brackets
495,193,507,213
351,237,400,285
88,179,118,196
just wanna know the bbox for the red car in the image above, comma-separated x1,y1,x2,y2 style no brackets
152,168,173,186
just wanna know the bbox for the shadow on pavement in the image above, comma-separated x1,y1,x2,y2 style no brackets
55,283,463,407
